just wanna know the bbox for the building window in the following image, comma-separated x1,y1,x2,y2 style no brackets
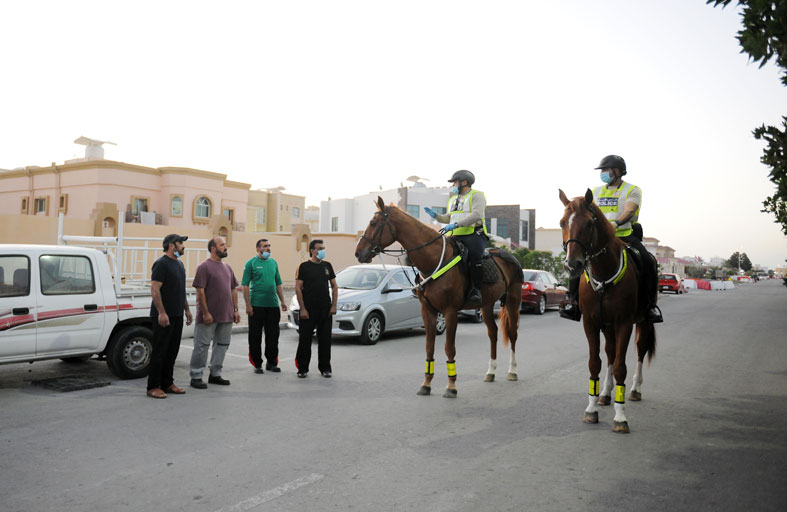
171,196,183,217
432,206,446,215
223,208,234,222
35,197,48,215
131,196,149,216
292,206,300,219
58,194,68,214
485,218,492,233
521,220,529,242
20,197,28,214
256,207,266,225
497,218,508,238
195,197,211,218
406,205,420,218
331,217,339,232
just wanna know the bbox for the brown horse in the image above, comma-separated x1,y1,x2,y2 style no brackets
355,197,523,397
559,189,656,433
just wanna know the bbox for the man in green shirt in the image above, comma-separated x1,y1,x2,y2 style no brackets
242,239,287,373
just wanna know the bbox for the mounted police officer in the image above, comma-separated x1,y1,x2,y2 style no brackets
424,170,488,307
560,155,663,323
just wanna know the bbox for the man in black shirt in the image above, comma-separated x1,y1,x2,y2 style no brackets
295,239,338,378
147,234,193,398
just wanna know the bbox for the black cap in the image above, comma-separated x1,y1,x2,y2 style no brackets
163,234,188,250
595,155,627,175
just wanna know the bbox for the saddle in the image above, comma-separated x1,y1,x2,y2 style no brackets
452,239,499,284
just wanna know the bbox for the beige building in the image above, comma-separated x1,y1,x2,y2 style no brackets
246,188,306,233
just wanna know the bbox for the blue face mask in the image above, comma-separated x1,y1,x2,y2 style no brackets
316,249,326,260
260,251,270,259
600,171,612,184
450,186,459,195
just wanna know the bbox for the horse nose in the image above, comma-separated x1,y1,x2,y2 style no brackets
564,259,582,276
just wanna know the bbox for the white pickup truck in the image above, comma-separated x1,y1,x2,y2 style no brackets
0,244,195,379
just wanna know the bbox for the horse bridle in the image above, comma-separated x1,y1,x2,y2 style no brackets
562,204,609,262
359,206,445,257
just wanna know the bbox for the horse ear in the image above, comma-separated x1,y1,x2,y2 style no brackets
584,188,594,204
559,189,570,206
376,196,385,210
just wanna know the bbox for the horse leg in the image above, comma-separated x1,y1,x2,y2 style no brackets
598,327,616,406
417,305,437,396
443,309,459,398
582,322,602,424
504,297,520,381
611,323,634,434
482,305,498,382
630,321,656,401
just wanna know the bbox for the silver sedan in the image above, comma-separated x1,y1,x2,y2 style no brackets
287,264,446,345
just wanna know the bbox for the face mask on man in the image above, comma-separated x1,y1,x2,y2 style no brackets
600,171,613,184
260,251,270,259
450,186,459,195
316,249,326,260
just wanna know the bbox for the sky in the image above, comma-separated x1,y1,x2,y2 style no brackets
2,1,786,268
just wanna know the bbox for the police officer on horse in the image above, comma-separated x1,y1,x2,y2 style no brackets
560,155,663,323
424,170,488,307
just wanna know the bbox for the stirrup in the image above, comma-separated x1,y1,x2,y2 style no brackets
467,288,482,307
647,305,663,324
559,301,581,322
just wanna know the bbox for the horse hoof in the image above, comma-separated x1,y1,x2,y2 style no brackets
629,390,642,401
443,388,458,398
583,411,599,424
507,373,518,381
597,395,611,406
612,421,630,434
416,386,431,396
484,374,495,382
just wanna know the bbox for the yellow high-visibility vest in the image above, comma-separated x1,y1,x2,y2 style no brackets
447,189,488,236
593,182,640,237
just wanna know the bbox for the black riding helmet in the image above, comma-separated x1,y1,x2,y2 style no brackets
448,169,475,186
595,155,627,176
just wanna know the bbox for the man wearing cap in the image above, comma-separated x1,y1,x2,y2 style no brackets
560,155,663,323
424,170,488,306
147,234,193,399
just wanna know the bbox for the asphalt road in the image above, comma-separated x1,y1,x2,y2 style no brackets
1,280,785,512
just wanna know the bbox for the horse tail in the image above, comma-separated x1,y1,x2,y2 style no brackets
500,305,511,348
637,321,657,363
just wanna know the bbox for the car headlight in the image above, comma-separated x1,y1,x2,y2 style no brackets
338,302,361,311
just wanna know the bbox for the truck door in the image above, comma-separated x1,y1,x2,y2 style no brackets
0,254,36,358
35,253,105,355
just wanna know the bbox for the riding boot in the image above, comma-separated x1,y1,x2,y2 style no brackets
467,263,483,307
646,259,664,323
559,275,582,321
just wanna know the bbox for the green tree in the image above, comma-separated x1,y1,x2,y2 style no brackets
685,266,708,279
726,251,753,271
513,248,566,282
708,1,787,234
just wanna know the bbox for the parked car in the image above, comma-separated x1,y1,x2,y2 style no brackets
287,264,446,345
520,269,568,314
658,273,687,294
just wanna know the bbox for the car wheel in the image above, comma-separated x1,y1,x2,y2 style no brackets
435,313,446,335
534,295,546,315
106,326,153,379
360,312,384,345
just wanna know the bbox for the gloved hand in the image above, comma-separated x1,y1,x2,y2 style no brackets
443,223,457,232
424,207,438,219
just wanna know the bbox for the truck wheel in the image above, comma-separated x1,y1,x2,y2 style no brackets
360,312,384,345
106,326,154,379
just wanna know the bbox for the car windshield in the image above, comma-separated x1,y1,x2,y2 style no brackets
523,271,539,282
659,275,677,281
336,268,387,290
